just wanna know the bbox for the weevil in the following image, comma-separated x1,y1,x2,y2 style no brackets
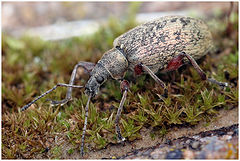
21,15,228,157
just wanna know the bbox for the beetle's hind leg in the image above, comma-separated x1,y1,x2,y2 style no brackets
48,61,95,106
115,80,129,142
164,52,229,87
136,63,168,97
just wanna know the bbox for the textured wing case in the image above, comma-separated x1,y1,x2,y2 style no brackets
113,16,214,73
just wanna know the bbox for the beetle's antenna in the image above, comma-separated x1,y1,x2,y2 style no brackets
46,61,96,107
20,83,84,111
80,94,92,157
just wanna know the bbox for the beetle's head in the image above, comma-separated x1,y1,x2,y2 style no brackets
85,63,109,97
85,48,128,97
85,75,104,97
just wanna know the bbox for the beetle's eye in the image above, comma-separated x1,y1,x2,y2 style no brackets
96,76,104,84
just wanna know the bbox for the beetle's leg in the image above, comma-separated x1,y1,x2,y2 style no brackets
48,61,95,106
80,94,92,157
165,52,228,87
136,63,168,97
20,83,83,111
115,80,129,142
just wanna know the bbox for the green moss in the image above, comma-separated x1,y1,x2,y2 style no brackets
67,148,74,155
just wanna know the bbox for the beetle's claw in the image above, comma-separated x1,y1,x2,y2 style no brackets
80,150,84,157
221,82,229,88
117,136,126,143
207,78,230,88
116,131,126,143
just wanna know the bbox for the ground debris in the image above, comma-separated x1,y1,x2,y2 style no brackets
117,124,238,159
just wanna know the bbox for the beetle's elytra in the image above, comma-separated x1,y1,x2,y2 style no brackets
21,15,228,157
113,15,214,74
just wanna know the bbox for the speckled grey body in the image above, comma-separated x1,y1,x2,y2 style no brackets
85,15,214,96
114,15,213,74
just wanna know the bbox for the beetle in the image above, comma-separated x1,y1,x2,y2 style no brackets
20,15,228,156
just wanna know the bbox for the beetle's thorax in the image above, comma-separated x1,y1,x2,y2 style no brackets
85,48,128,96
99,47,128,79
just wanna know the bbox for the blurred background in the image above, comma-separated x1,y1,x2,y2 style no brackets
2,2,237,40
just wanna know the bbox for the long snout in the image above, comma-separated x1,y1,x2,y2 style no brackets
84,76,100,97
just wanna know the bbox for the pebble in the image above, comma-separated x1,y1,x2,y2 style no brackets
196,151,206,159
233,128,238,136
165,139,172,145
186,140,191,145
151,148,163,159
165,149,183,159
183,149,195,159
221,135,232,140
191,141,200,150
142,148,153,156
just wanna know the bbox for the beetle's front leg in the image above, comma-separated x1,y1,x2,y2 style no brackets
115,80,129,142
80,94,92,157
48,61,95,106
165,52,229,87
